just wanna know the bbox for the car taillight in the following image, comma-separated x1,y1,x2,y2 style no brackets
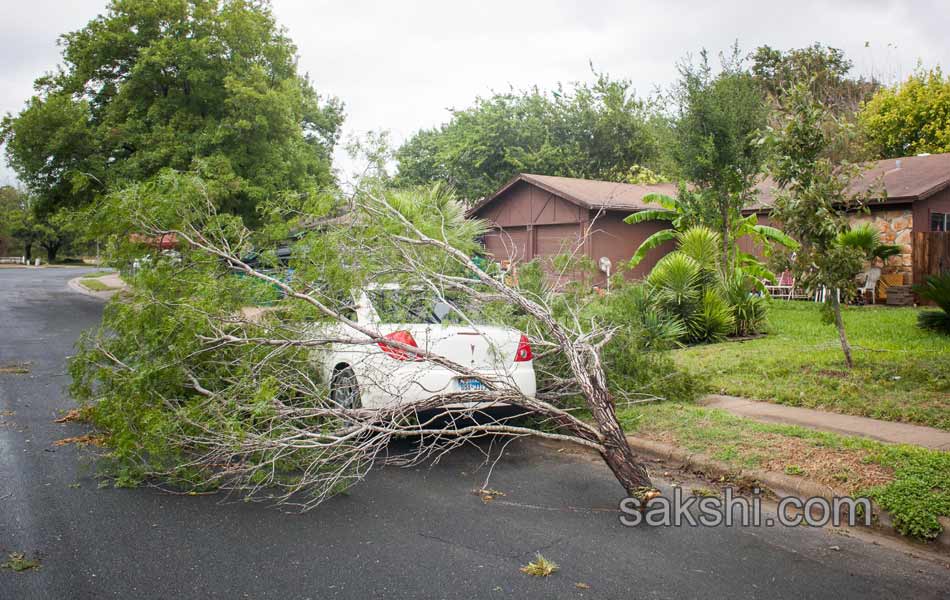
378,330,422,361
514,334,533,362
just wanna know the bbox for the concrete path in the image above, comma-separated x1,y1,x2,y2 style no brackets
700,394,950,450
67,271,126,299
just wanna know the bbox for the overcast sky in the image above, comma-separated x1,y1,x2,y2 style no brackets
2,0,948,186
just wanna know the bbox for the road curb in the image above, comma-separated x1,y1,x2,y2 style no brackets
67,275,122,300
624,435,950,553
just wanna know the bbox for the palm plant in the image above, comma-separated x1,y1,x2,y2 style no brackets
643,226,753,343
625,191,799,269
835,223,902,262
915,273,950,334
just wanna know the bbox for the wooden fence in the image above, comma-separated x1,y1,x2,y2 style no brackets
912,231,950,285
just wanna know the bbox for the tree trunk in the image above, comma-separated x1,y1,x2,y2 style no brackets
830,290,853,369
580,349,652,493
720,200,730,275
590,390,652,493
24,242,32,262
44,242,60,263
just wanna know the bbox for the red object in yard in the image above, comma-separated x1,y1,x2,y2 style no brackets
514,334,533,362
378,330,422,361
128,232,178,250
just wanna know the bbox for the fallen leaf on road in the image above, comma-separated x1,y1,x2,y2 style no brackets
53,434,105,447
475,488,506,503
1,552,41,572
54,408,89,423
0,363,31,374
575,582,591,589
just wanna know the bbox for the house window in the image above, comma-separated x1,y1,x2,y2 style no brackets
932,212,949,232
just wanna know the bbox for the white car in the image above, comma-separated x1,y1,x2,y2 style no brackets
312,286,536,410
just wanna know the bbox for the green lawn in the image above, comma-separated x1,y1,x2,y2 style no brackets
674,302,950,430
617,401,950,540
79,278,118,292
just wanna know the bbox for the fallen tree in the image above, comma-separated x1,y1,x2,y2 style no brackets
71,174,655,508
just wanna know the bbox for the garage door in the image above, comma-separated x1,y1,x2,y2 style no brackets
536,223,585,284
483,227,529,265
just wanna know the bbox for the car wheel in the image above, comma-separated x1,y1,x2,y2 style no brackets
331,366,362,409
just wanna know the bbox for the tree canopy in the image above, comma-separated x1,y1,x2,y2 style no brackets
749,43,879,114
394,72,664,202
1,0,343,225
859,67,950,158
668,48,769,268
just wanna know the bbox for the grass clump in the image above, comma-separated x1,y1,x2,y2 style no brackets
520,554,559,577
80,278,119,292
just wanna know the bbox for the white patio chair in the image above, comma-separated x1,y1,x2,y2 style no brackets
858,267,882,304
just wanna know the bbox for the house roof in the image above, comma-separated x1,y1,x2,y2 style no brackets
468,173,678,215
470,152,950,217
849,152,950,201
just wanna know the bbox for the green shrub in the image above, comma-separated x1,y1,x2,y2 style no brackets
502,265,699,405
721,271,768,336
689,289,735,343
643,226,769,343
915,273,950,335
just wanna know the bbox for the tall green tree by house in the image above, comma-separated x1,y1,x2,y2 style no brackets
749,43,879,114
668,47,770,271
1,0,343,229
859,67,950,158
394,72,664,202
765,83,876,369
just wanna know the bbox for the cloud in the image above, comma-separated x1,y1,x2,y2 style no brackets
1,0,947,185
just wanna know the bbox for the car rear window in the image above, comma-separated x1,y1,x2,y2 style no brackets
368,290,470,324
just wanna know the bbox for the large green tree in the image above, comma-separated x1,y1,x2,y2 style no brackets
668,48,769,271
750,43,879,114
1,0,343,226
859,67,950,158
394,72,664,202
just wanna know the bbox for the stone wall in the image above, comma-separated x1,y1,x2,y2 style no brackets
849,207,913,280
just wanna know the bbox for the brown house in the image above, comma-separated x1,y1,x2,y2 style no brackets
468,173,765,285
469,153,950,286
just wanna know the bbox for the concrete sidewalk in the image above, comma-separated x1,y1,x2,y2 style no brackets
700,394,950,450
67,271,126,300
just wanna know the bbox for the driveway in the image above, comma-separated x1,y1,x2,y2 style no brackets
1,267,948,599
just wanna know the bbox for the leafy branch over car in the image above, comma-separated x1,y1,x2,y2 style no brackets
71,177,659,507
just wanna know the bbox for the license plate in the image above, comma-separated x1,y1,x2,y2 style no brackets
457,378,486,391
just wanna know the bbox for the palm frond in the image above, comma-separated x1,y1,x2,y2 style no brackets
629,229,677,268
624,210,676,225
752,225,800,250
642,193,679,211
675,226,720,271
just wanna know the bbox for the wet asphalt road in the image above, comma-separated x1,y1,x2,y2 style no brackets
1,267,948,599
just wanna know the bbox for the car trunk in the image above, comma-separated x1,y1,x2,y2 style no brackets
416,325,522,371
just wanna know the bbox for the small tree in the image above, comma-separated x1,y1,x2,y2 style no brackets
764,83,874,369
670,47,769,271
